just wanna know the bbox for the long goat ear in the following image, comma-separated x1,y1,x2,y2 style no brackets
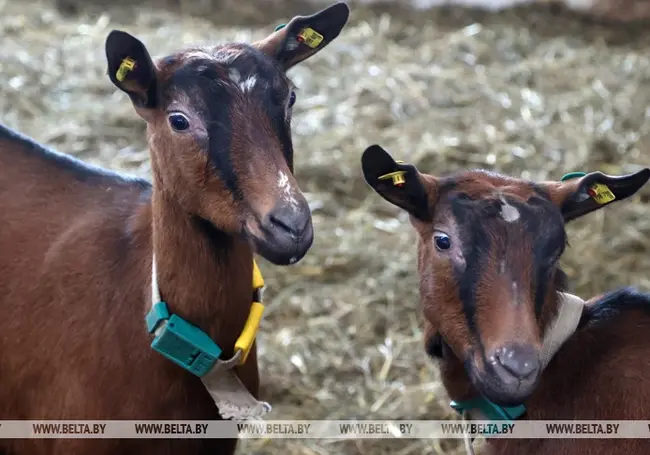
540,168,650,223
105,30,158,109
253,2,350,70
360,144,434,222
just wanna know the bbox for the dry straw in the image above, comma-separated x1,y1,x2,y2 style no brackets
1,0,649,454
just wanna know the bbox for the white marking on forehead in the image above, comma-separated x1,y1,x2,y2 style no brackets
499,195,520,222
278,171,299,210
512,281,519,305
239,76,257,93
228,68,241,84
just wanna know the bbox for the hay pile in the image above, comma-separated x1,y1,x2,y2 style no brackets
2,0,650,453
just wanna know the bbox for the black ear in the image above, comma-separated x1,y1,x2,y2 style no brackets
105,30,158,108
544,168,650,222
254,2,350,70
361,144,432,222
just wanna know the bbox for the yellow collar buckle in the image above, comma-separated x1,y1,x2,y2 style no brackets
233,259,266,365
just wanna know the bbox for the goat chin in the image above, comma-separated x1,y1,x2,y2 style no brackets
467,363,540,408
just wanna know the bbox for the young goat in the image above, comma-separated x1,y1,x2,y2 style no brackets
0,4,349,454
361,144,650,455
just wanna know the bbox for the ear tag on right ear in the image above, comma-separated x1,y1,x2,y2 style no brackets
588,183,616,205
116,57,136,82
297,27,324,48
378,171,407,188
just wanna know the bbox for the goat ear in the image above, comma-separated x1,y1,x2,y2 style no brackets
542,168,650,223
105,30,158,109
361,144,433,222
253,2,349,70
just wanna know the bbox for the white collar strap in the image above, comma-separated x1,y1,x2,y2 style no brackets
457,291,586,454
148,253,271,420
539,292,585,369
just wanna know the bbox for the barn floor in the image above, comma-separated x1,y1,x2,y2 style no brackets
2,0,650,454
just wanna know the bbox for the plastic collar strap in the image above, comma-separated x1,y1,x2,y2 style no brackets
561,171,586,181
145,260,266,377
450,398,526,423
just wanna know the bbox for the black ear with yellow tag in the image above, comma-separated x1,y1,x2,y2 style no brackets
361,144,432,222
105,30,158,108
254,2,349,70
544,168,650,223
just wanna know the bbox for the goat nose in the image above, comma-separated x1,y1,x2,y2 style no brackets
494,344,539,380
267,204,309,240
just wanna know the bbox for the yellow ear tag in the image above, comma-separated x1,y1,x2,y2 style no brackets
297,27,324,49
378,171,407,188
116,57,136,82
587,183,616,205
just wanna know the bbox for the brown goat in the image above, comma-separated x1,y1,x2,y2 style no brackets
0,4,349,454
361,144,650,454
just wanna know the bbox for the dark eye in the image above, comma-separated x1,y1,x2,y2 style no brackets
434,234,451,251
168,113,190,131
288,91,296,108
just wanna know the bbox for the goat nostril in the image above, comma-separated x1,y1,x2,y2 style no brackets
269,214,296,238
267,207,309,241
495,345,539,380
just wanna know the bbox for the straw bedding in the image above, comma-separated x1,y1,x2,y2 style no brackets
1,0,649,453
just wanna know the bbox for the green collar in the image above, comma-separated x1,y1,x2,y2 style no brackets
450,397,526,422
561,171,586,181
145,257,266,377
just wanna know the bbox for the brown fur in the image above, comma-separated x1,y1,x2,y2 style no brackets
412,172,551,368
435,305,650,455
361,144,650,454
0,4,350,454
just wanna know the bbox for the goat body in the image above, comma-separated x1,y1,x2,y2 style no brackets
0,5,351,453
0,125,255,455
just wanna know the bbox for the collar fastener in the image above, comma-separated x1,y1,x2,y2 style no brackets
145,260,266,377
450,398,526,423
561,171,586,181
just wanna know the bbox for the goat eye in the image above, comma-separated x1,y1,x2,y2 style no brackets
168,113,190,131
288,91,296,108
434,234,451,251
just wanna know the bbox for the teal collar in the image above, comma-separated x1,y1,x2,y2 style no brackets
145,254,266,377
561,171,586,181
450,397,526,422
